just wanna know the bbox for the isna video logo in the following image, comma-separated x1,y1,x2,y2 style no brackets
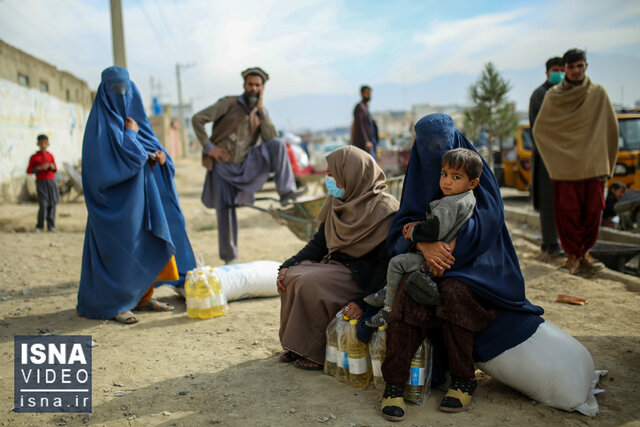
14,335,92,413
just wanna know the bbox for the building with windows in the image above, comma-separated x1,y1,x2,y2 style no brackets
0,39,94,202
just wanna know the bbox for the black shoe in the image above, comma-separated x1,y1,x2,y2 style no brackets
381,384,406,421
280,187,308,206
365,308,390,328
546,244,565,257
363,288,386,307
440,376,477,413
404,268,442,306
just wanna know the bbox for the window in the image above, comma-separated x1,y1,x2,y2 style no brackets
40,81,49,92
521,128,534,151
619,118,640,150
66,89,70,101
18,73,29,86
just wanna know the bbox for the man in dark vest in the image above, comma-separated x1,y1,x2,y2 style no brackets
529,56,564,256
351,85,379,159
193,67,301,263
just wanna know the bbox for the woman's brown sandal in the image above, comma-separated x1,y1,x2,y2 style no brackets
292,358,323,371
279,350,301,363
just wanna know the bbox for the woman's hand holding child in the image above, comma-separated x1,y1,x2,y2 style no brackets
417,237,457,277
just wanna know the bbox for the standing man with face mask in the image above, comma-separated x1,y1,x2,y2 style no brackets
533,49,618,274
193,67,302,263
529,56,564,257
351,85,379,160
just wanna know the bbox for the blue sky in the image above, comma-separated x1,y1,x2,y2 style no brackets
1,0,639,130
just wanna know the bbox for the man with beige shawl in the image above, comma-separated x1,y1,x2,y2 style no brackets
533,49,618,274
277,146,399,370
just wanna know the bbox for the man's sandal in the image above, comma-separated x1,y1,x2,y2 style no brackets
114,311,138,325
381,384,406,421
582,252,604,270
440,376,478,413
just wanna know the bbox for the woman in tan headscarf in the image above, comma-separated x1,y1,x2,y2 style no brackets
277,146,399,370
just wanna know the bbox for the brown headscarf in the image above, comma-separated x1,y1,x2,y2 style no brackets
317,146,399,257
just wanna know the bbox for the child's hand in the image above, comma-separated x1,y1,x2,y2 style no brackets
125,117,139,132
402,221,421,240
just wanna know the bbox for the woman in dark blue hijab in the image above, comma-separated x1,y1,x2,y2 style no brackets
380,114,544,420
77,66,196,324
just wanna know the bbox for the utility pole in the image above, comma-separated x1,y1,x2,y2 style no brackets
175,63,194,157
110,0,127,68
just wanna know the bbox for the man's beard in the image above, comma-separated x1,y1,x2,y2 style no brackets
362,96,371,103
565,76,584,85
244,92,259,108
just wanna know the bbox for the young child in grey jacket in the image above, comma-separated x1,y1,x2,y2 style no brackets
365,148,483,327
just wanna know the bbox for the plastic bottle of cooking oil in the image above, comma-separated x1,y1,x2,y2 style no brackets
206,267,228,317
336,315,350,383
346,319,371,387
369,325,387,389
405,342,426,402
184,271,200,319
193,270,214,319
324,314,339,376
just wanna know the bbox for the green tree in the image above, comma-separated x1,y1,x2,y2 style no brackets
462,62,519,169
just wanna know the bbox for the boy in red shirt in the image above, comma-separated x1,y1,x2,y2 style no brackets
27,134,60,232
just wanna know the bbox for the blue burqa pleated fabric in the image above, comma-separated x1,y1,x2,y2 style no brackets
388,114,544,361
77,66,196,319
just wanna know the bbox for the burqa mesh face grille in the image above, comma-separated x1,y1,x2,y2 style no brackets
109,82,128,95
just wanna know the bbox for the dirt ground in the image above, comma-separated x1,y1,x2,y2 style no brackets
1,155,639,427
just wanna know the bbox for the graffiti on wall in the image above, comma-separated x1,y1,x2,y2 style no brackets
0,79,89,183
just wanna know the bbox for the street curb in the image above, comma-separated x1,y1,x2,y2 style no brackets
504,206,640,245
505,206,640,291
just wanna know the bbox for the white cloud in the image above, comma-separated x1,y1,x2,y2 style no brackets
179,0,384,105
1,0,639,121
383,1,640,85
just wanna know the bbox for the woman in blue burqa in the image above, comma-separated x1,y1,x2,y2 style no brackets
77,66,196,324
379,114,544,420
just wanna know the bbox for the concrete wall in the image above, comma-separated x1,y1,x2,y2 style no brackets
0,39,92,203
0,79,90,203
0,40,93,109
